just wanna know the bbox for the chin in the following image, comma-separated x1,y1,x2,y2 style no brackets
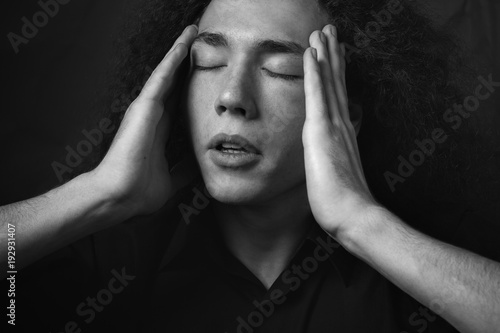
202,171,267,205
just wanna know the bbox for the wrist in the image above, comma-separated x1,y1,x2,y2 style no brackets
335,203,391,256
70,172,135,228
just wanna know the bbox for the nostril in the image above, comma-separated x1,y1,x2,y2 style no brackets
215,105,227,115
235,108,246,116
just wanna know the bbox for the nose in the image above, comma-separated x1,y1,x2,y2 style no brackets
214,66,258,119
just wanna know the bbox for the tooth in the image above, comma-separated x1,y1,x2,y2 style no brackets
222,148,245,154
222,143,241,149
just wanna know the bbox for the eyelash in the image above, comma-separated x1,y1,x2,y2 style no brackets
193,65,301,82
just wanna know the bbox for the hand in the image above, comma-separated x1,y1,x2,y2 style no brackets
89,24,199,218
302,24,377,239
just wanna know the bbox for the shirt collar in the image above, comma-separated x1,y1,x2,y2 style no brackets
158,193,356,288
303,222,356,287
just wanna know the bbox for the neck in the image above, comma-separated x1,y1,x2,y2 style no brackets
213,183,314,289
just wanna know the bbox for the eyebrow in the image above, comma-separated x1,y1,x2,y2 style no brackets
192,31,306,57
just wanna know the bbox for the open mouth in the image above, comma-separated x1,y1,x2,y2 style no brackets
209,133,260,154
216,143,249,154
209,133,261,168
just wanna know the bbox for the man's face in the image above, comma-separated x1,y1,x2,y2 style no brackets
183,0,330,204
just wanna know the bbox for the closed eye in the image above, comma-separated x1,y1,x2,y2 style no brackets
193,65,302,82
193,65,225,71
263,69,302,81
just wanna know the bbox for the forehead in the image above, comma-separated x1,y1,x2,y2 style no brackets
197,0,330,51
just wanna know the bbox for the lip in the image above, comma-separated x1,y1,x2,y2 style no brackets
208,133,261,168
208,133,260,154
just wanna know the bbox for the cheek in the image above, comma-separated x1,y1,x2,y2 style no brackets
265,87,306,143
185,79,213,144
276,120,305,162
270,82,305,119
266,87,306,169
265,118,306,185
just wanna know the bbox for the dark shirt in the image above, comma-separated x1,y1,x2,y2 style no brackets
12,181,499,333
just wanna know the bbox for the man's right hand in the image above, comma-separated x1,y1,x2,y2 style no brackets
0,25,199,274
90,24,199,218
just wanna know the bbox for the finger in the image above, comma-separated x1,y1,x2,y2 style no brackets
322,26,359,150
309,30,339,125
304,47,330,124
323,25,350,124
320,26,365,182
339,43,347,88
151,107,170,159
139,24,198,102
166,24,199,57
107,25,198,160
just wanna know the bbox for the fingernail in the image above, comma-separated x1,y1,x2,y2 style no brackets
329,25,337,37
311,48,317,59
319,32,326,43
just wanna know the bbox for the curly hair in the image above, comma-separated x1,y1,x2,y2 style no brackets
79,0,496,226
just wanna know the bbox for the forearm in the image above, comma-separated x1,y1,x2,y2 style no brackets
339,206,500,333
0,172,131,278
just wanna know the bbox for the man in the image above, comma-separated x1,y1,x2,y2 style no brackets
1,0,499,332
